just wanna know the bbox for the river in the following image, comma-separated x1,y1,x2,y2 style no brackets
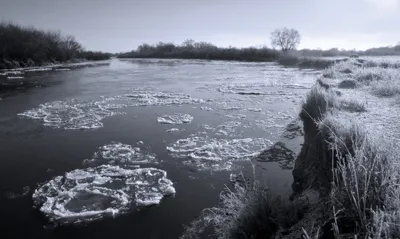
0,59,320,238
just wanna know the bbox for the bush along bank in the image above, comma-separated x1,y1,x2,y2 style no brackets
118,41,279,62
180,58,400,238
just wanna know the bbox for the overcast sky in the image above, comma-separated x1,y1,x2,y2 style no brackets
1,0,399,53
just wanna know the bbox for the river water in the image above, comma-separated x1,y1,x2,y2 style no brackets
0,59,319,238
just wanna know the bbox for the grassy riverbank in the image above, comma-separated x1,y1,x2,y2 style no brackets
0,22,111,69
181,57,400,238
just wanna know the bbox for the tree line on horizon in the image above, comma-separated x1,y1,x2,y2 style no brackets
0,22,112,69
118,27,400,60
118,39,279,62
1,21,399,69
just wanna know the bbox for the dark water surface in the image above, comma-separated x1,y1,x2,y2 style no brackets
0,59,319,238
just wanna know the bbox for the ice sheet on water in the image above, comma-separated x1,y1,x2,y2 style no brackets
25,67,52,72
33,165,175,224
7,76,24,79
166,128,180,133
18,97,126,130
157,113,194,124
253,119,286,131
125,88,204,107
200,106,213,111
83,142,156,167
216,83,272,95
19,88,204,130
167,135,272,171
3,70,23,75
226,114,247,120
201,121,244,137
247,108,262,112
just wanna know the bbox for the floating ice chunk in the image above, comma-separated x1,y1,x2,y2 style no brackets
216,130,228,136
167,136,272,171
125,89,204,107
200,106,213,111
166,128,180,133
216,82,271,95
4,70,23,75
226,114,247,120
200,121,243,137
25,68,52,72
33,165,175,224
254,119,286,131
18,98,125,130
83,142,156,166
7,76,24,79
157,113,194,125
19,89,204,130
247,108,262,112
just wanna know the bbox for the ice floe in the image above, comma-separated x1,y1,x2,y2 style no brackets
226,114,247,120
157,113,194,125
125,89,204,107
166,128,180,133
200,106,213,111
18,98,125,130
19,89,204,130
167,136,272,171
247,108,262,112
7,76,24,80
33,165,175,224
83,142,156,167
25,67,52,72
200,121,244,137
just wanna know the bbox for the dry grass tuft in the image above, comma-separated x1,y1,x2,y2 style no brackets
317,114,400,238
371,80,400,97
338,79,357,89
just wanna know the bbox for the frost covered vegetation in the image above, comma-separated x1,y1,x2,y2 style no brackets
0,22,111,69
181,58,400,238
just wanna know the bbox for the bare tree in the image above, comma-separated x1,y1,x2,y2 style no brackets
395,42,400,52
182,39,195,48
270,28,301,52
